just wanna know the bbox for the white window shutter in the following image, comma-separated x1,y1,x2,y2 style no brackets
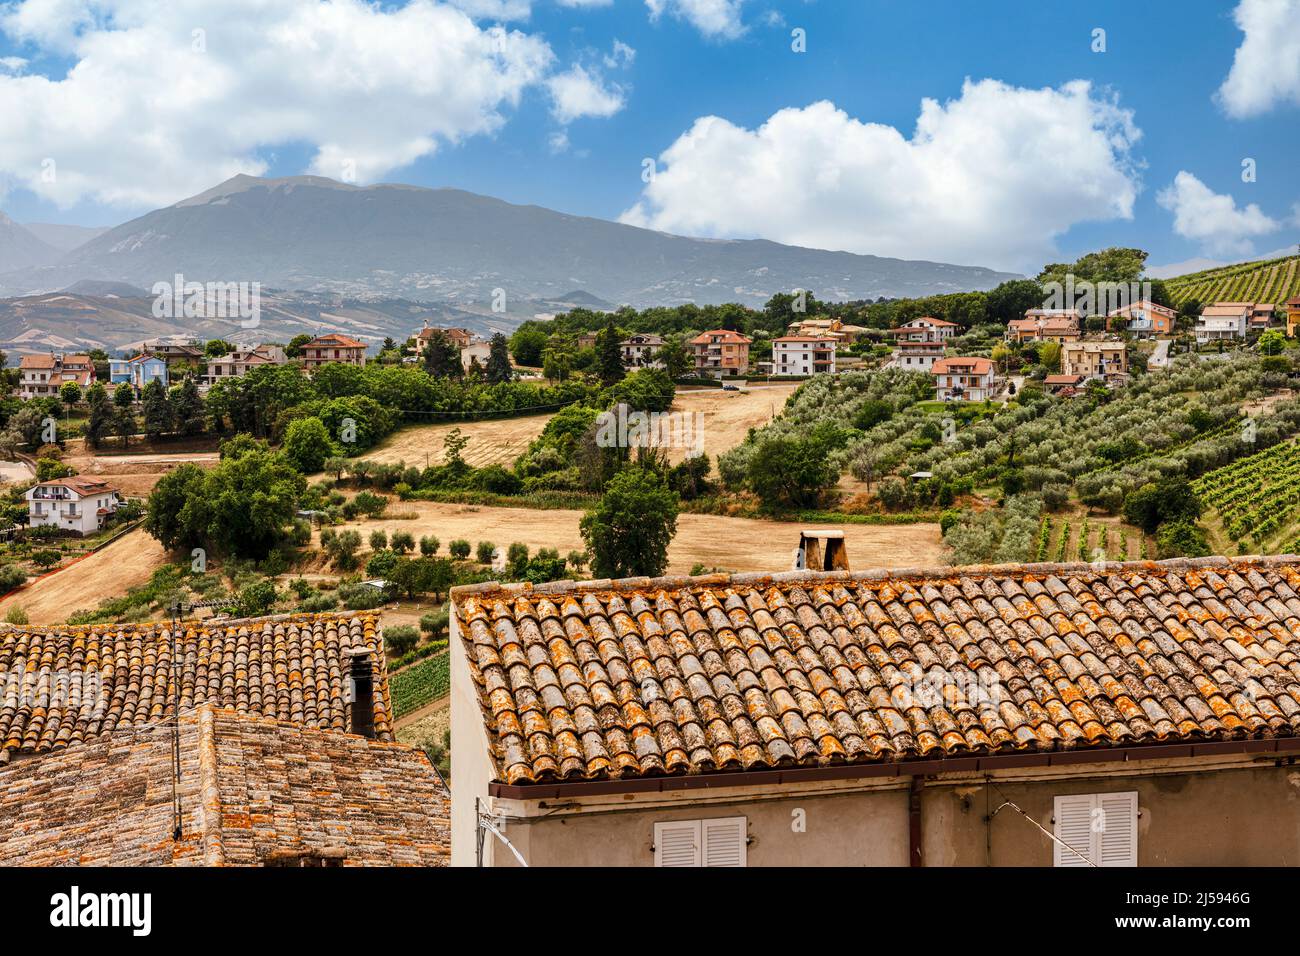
654,821,701,867
701,817,747,867
1053,792,1138,867
1097,791,1138,867
1053,794,1098,867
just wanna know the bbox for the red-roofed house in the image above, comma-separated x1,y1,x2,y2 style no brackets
25,476,122,535
1106,300,1176,338
689,329,752,378
300,333,368,369
887,316,958,343
932,356,998,401
18,353,95,400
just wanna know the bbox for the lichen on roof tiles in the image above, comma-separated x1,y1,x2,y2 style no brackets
452,556,1300,786
0,706,448,867
0,612,392,758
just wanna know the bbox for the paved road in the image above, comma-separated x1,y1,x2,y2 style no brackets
1149,338,1171,369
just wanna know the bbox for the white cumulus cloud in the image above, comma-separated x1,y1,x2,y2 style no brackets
547,63,626,123
646,0,747,39
1217,0,1300,118
1156,171,1280,256
0,0,563,208
621,79,1143,272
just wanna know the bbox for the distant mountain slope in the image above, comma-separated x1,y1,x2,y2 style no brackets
0,212,60,272
0,289,514,355
23,222,110,252
0,174,1019,307
1165,254,1300,308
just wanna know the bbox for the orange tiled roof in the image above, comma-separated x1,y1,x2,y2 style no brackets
0,612,392,758
453,556,1300,787
307,333,366,348
18,354,56,369
36,475,118,496
932,356,995,375
0,706,448,866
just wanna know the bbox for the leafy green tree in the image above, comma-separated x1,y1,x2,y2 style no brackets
59,381,82,406
487,332,513,384
169,376,203,436
657,333,693,379
1037,247,1149,286
141,378,173,441
580,466,679,578
235,580,279,616
1259,329,1285,356
204,339,235,358
745,426,844,510
985,279,1046,325
423,330,462,378
85,383,113,448
596,319,625,386
144,436,307,559
283,416,334,473
509,327,549,367
286,333,314,358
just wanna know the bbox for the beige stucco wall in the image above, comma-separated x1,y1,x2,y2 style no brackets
462,756,1300,867
450,611,501,867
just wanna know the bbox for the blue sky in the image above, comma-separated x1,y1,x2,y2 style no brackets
1,0,1297,275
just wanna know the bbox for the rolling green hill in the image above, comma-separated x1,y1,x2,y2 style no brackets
1165,254,1300,308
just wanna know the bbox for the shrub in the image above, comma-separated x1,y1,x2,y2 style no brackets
390,531,415,554
338,581,386,610
366,549,399,578
385,624,420,656
449,539,471,559
419,535,440,556
31,549,62,570
235,579,279,617
5,605,28,625
420,607,450,639
369,529,389,551
352,491,389,518
298,593,338,612
476,541,496,564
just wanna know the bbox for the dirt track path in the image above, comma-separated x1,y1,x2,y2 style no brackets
0,527,168,624
330,500,945,576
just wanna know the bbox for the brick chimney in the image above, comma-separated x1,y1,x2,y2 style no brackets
344,647,376,739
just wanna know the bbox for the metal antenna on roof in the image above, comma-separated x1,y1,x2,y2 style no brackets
987,780,1097,868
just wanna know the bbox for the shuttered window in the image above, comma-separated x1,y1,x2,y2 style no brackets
653,817,747,867
1053,791,1138,867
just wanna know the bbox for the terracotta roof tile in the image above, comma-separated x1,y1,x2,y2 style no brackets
0,612,391,758
0,706,447,866
454,557,1300,785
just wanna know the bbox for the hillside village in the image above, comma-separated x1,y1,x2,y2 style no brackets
0,239,1299,873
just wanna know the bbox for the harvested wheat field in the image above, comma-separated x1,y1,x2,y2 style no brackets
360,412,554,469
665,383,798,464
0,527,168,624
357,383,799,471
327,500,945,576
61,438,221,497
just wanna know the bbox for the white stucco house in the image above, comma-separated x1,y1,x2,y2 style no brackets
25,477,122,535
771,336,837,376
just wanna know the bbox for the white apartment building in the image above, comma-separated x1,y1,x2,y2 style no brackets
772,336,836,376
932,357,998,402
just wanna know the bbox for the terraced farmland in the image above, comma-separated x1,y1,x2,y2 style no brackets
1194,438,1300,553
1166,254,1300,309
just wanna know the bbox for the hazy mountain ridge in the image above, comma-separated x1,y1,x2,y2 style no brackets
0,175,1021,308
0,213,61,273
